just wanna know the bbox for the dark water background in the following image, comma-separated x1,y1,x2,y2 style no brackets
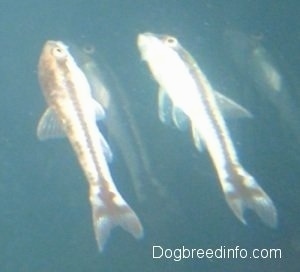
0,1,299,271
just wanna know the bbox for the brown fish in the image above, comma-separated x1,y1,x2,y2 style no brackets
37,40,143,251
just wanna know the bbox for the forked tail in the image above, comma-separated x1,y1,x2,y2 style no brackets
90,192,143,251
221,166,277,227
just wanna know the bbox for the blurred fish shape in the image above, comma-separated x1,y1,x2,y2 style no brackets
223,29,300,145
71,44,165,201
37,40,143,251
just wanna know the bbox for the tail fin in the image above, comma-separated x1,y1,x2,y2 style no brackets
221,167,277,228
90,195,143,252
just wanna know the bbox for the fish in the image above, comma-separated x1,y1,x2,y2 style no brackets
37,40,143,251
137,32,277,227
223,29,282,94
72,44,165,201
223,29,300,146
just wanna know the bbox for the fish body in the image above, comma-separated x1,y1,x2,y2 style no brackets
137,33,277,227
223,29,283,93
37,41,143,251
73,46,164,201
223,29,300,145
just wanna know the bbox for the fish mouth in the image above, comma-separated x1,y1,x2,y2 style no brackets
137,33,150,48
137,32,159,60
138,32,161,47
137,33,149,60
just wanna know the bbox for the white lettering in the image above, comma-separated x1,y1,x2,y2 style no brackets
153,246,163,258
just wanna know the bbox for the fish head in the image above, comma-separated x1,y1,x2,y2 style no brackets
38,40,74,99
39,41,69,69
137,32,187,87
137,32,181,62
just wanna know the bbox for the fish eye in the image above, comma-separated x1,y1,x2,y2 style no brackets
53,46,66,59
165,36,177,46
83,44,95,55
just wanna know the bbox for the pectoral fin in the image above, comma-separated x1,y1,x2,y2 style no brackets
98,130,113,162
191,124,203,152
215,91,252,119
37,108,65,140
158,88,189,130
158,88,173,125
172,106,189,131
92,99,106,121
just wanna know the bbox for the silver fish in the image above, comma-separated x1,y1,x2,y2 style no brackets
137,32,277,227
37,41,143,251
